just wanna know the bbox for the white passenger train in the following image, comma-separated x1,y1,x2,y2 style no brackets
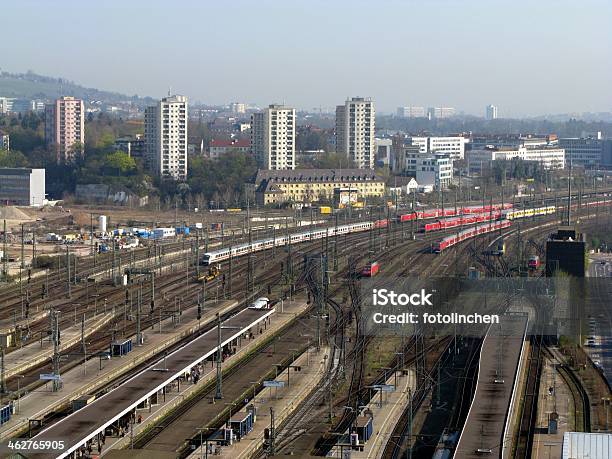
202,221,379,265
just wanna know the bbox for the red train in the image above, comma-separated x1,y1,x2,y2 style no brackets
528,256,540,270
422,211,503,232
397,203,512,223
432,220,512,253
360,261,380,277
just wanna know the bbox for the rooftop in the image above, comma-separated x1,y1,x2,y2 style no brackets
210,138,250,148
254,168,382,186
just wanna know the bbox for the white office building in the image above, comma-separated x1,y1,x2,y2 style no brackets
467,145,565,174
392,142,453,190
336,97,375,169
416,153,453,190
485,104,498,120
396,106,426,118
145,95,188,180
427,107,456,119
250,104,296,170
408,136,469,160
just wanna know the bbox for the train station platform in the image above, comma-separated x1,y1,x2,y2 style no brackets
531,350,572,459
30,307,275,458
454,314,529,458
186,344,330,459
3,312,114,380
348,368,416,459
0,299,240,442
95,298,311,456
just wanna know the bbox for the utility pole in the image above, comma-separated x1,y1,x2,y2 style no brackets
137,282,142,345
269,407,276,456
66,246,71,298
0,347,5,394
52,310,61,392
81,314,86,375
567,156,573,225
215,313,223,399
2,220,7,280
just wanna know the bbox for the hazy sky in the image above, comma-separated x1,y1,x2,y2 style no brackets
3,0,611,116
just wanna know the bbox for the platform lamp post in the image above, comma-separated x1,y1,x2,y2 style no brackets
214,314,242,400
193,427,215,459
15,374,25,413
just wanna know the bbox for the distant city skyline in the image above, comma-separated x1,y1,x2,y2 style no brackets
2,0,611,117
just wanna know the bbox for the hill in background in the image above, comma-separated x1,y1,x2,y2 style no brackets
0,70,156,107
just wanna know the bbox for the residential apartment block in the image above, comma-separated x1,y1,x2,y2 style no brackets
336,97,375,169
250,104,295,170
45,96,85,162
485,104,498,120
209,138,250,160
145,95,188,180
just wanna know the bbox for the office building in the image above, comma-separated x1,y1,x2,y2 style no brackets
145,95,188,180
375,138,393,166
0,168,45,206
467,144,565,174
229,102,246,114
485,104,498,120
416,153,453,190
45,96,85,162
427,107,456,119
396,106,426,118
252,168,384,206
0,131,9,151
391,138,453,190
250,104,295,170
114,135,145,158
409,136,469,160
336,97,375,169
0,97,15,114
559,133,604,169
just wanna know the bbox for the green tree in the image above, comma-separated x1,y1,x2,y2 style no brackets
104,151,136,175
0,149,30,167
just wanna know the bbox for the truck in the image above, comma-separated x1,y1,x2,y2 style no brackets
152,228,176,239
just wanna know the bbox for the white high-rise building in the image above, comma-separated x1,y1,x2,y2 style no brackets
250,104,295,170
336,97,375,169
145,95,188,180
485,104,498,120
